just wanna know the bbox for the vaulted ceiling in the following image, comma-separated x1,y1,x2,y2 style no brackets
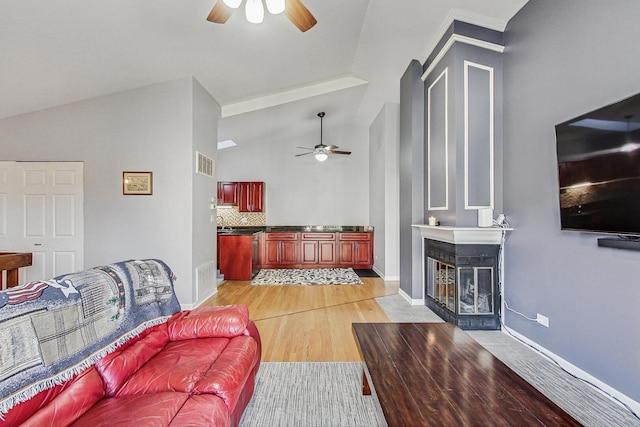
1,0,528,148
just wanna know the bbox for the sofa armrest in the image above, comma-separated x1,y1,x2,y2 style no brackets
168,304,250,340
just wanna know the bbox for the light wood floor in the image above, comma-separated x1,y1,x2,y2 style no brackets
202,277,398,361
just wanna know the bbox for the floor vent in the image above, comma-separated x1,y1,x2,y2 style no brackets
196,151,214,178
196,260,217,297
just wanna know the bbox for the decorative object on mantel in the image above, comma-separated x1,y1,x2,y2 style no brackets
207,0,317,32
122,171,153,195
477,208,493,227
251,268,363,286
428,216,438,226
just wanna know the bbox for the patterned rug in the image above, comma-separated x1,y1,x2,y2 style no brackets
251,268,363,286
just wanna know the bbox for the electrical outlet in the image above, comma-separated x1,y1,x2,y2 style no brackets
536,313,549,327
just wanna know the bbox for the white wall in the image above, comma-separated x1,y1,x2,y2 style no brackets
369,102,400,279
191,79,221,303
0,77,219,307
217,124,370,226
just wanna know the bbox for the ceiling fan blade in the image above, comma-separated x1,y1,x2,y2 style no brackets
296,146,315,151
330,150,351,155
295,151,314,157
207,1,234,23
285,0,317,32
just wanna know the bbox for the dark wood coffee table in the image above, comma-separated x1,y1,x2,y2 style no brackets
352,322,581,426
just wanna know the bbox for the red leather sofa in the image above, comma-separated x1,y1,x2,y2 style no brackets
0,261,261,427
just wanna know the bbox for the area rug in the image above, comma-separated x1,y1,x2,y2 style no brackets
251,268,363,286
238,362,385,427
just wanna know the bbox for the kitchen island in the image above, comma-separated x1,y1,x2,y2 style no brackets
217,226,374,280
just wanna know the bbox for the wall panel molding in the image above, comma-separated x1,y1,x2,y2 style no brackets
427,68,449,211
464,60,494,210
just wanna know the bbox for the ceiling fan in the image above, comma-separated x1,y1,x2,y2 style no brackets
296,112,352,162
207,0,317,32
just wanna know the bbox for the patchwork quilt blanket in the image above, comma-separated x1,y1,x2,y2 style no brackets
0,259,181,417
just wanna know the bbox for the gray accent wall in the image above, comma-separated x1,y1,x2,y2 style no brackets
503,0,640,404
399,60,425,299
422,24,504,228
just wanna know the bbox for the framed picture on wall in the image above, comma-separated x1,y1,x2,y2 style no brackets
123,171,153,195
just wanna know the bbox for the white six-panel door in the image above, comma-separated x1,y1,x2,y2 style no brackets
0,161,84,285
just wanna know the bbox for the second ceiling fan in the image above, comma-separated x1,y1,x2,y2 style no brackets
207,0,317,32
296,112,352,162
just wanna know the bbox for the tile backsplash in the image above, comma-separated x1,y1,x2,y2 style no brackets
216,206,266,227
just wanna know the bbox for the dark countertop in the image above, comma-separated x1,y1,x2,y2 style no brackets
217,225,373,235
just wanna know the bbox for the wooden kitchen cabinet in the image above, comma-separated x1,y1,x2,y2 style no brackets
238,182,264,212
300,233,337,267
218,233,261,280
338,232,373,269
218,235,251,280
217,182,238,206
262,232,299,268
260,231,373,269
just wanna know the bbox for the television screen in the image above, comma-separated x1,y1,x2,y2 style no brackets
555,92,640,236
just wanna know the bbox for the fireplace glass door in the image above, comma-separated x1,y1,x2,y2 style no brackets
458,267,494,315
427,258,456,311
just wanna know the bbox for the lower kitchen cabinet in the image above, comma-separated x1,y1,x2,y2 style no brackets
218,234,260,280
338,233,373,269
259,231,372,269
262,232,299,268
300,233,337,267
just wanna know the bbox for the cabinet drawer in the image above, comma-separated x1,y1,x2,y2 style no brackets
339,232,371,241
265,232,299,240
301,232,336,241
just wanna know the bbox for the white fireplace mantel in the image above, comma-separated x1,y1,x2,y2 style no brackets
411,224,511,245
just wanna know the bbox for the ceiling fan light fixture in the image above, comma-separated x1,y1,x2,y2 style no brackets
314,152,328,162
245,0,264,23
265,0,285,14
222,0,242,9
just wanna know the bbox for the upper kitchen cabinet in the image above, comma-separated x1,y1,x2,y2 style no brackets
217,181,238,206
238,182,264,212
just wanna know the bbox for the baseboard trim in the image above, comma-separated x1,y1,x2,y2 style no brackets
181,287,218,311
372,266,399,282
503,325,640,417
398,288,426,306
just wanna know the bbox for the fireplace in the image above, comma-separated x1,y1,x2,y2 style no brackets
412,225,509,330
424,238,500,329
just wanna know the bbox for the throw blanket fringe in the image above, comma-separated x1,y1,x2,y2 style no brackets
0,259,181,418
0,316,171,419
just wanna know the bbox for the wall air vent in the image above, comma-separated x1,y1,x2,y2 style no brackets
196,151,215,178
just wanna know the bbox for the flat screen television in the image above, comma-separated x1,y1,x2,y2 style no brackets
555,92,640,236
